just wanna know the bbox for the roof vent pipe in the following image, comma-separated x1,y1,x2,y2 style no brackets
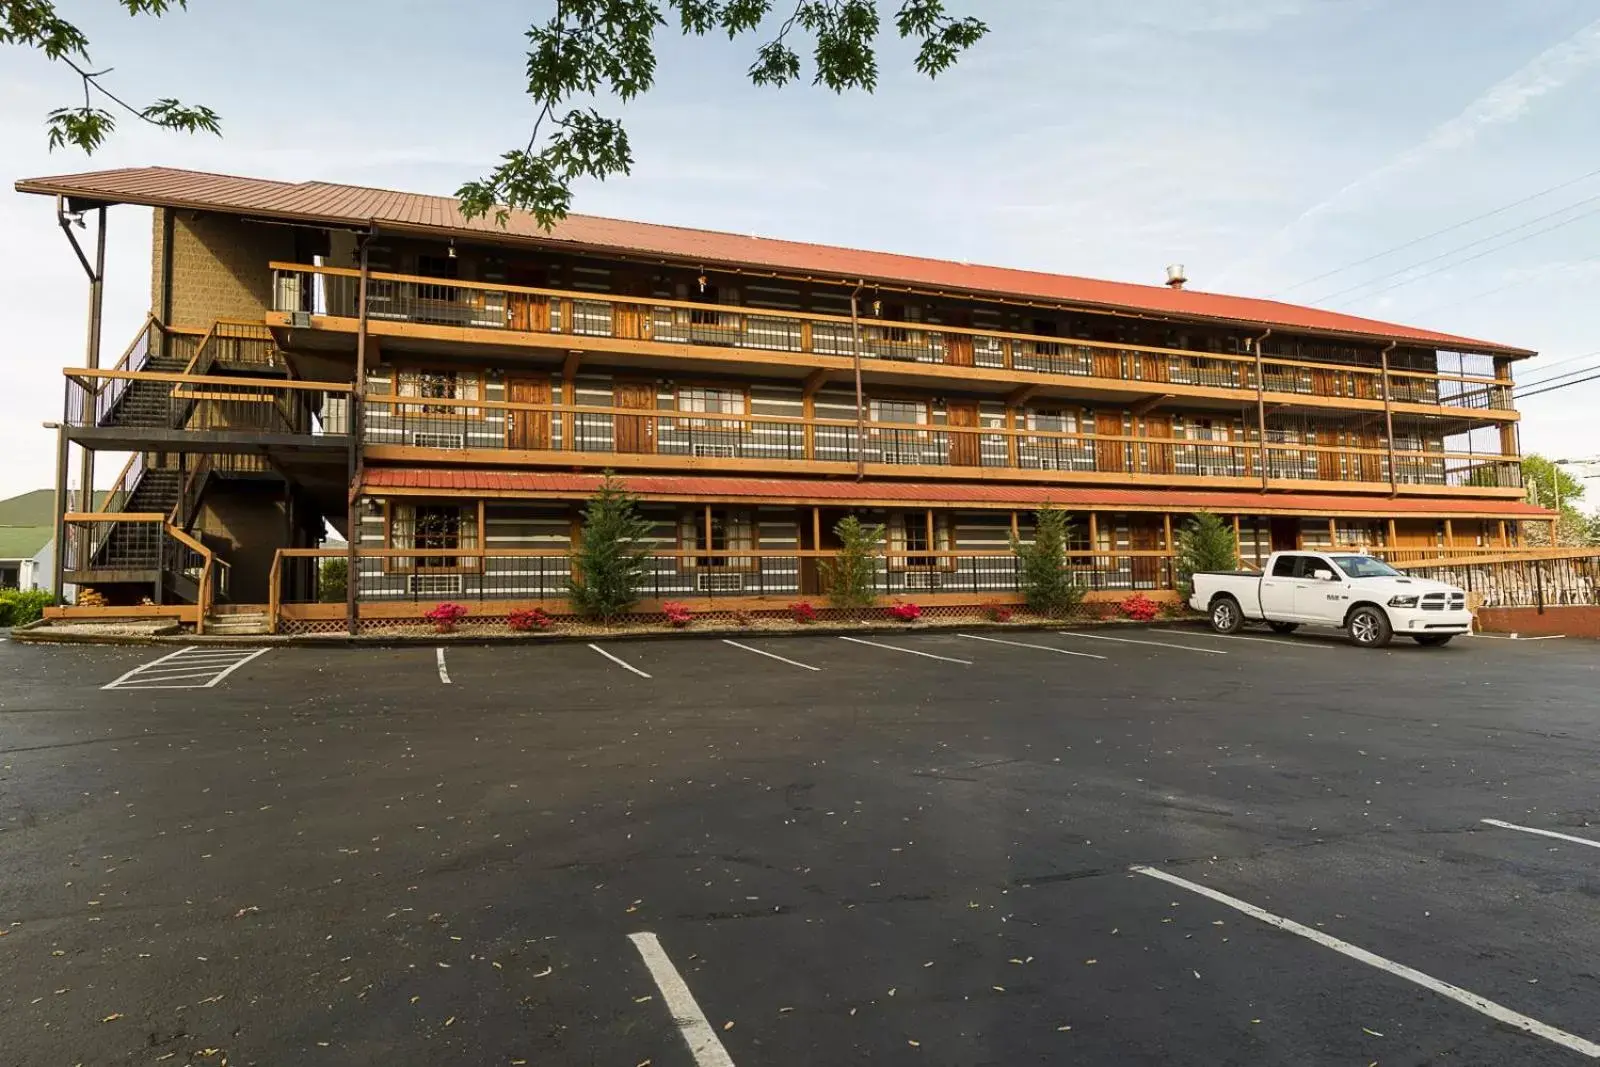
1165,264,1188,290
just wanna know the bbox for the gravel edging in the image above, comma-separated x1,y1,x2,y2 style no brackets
11,616,1205,648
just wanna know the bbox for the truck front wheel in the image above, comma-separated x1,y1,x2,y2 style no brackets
1209,596,1243,634
1347,606,1393,648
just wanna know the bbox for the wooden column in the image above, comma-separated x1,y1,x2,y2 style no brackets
346,237,370,636
1387,518,1397,548
1163,512,1174,552
1010,510,1020,540
925,508,935,554
704,505,714,557
812,506,822,549
1498,519,1508,547
1444,518,1455,549
1327,517,1337,549
1004,406,1018,467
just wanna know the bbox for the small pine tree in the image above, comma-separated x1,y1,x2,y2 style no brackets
822,515,884,613
1011,505,1085,618
1175,511,1239,596
568,471,653,623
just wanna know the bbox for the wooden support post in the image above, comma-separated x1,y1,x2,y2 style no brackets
704,505,714,559
1004,406,1019,467
1163,513,1174,554
1010,510,1020,541
1379,342,1398,494
812,506,822,549
562,351,581,407
1444,518,1455,549
1387,518,1397,548
1252,330,1271,489
925,508,935,560
1497,519,1508,547
1327,517,1337,549
1089,512,1099,551
346,238,370,636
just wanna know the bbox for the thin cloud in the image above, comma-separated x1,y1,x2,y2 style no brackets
1218,14,1600,285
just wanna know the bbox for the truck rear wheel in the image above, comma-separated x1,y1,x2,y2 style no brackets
1347,606,1393,648
1209,596,1243,634
1267,622,1299,634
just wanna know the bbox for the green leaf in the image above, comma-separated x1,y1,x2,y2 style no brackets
45,106,115,153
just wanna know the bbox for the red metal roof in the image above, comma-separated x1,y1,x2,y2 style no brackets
361,469,1550,518
14,166,1532,356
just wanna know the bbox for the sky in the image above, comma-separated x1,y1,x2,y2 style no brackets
1,0,1598,503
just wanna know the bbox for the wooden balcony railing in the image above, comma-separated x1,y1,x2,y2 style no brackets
361,394,1526,490
65,369,353,438
269,262,1516,415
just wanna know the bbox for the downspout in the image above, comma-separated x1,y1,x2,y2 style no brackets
346,231,373,635
850,280,867,480
1252,329,1271,490
56,199,107,519
1378,341,1398,496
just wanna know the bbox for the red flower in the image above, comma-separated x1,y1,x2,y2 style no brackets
507,608,554,632
662,601,694,628
889,602,922,622
789,601,818,624
1120,595,1159,622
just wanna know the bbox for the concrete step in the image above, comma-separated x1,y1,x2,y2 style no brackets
205,614,269,635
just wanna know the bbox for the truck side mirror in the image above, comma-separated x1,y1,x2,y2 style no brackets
1313,569,1336,582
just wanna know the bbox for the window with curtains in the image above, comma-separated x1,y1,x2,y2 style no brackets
397,370,483,416
390,503,479,571
676,387,745,430
680,509,755,569
871,399,926,425
1027,409,1076,433
888,512,951,570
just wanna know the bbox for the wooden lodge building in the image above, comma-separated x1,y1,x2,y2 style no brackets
16,166,1553,632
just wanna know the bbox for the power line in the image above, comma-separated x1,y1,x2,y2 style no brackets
1517,364,1600,396
1324,203,1600,308
1411,253,1600,318
1309,193,1600,305
1518,359,1600,392
1517,370,1600,400
1269,165,1600,298
1513,347,1600,389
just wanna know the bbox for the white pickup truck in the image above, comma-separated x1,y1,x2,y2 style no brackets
1189,550,1472,648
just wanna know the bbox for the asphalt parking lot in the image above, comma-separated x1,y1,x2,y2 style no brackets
1,626,1598,1065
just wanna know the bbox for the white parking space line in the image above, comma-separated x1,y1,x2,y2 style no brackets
721,639,821,671
436,647,452,685
1482,818,1600,850
589,643,652,678
1057,632,1227,654
1150,628,1333,649
837,636,972,665
957,634,1106,660
103,647,268,690
628,932,737,1067
1133,865,1600,1060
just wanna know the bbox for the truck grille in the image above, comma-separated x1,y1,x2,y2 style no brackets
1421,592,1466,611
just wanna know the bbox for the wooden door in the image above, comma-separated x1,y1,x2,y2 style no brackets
1143,414,1174,475
1130,522,1160,588
1095,412,1126,472
1316,427,1341,481
1356,426,1384,482
613,275,648,341
946,401,981,466
1311,368,1339,397
613,380,656,453
1137,352,1168,383
506,376,552,450
1091,347,1122,380
944,333,974,367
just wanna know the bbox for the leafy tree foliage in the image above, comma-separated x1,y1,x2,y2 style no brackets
569,471,654,622
822,514,884,611
5,1,221,153
9,2,985,228
1010,505,1085,618
1174,511,1238,596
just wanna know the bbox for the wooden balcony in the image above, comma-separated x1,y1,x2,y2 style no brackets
267,262,1518,423
360,395,1526,496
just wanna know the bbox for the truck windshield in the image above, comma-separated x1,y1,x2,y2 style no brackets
1331,555,1400,579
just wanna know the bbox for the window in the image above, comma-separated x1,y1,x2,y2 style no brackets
1271,554,1302,578
871,399,926,425
416,254,461,305
391,503,479,571
1028,409,1075,433
682,509,754,568
677,387,744,417
1331,555,1399,579
397,370,482,416
889,512,951,570
690,283,736,328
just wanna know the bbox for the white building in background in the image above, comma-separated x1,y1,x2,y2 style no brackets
1555,457,1600,512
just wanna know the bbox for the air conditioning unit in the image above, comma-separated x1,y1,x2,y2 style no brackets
695,571,746,592
692,444,737,458
288,310,312,329
409,573,463,596
902,570,944,590
879,445,926,465
410,431,465,450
